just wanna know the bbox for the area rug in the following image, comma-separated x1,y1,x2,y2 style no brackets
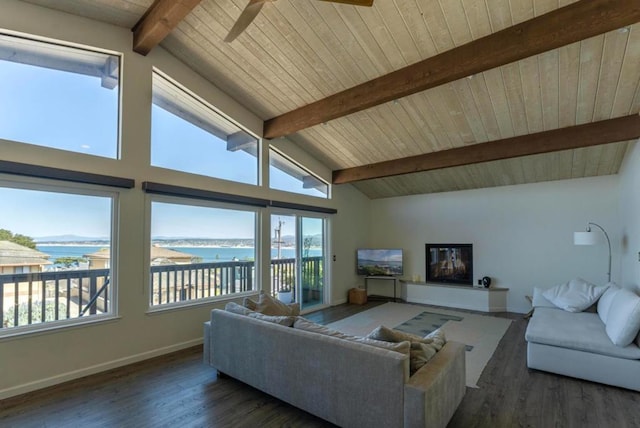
326,302,512,388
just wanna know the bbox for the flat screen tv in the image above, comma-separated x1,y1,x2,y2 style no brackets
425,244,473,285
357,248,403,276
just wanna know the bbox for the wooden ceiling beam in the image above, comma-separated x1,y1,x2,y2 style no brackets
264,0,640,139
332,115,640,184
132,0,202,56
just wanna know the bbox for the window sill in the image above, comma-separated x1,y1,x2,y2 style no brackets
146,291,259,315
0,314,121,342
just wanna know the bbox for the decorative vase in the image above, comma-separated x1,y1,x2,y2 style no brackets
277,291,293,304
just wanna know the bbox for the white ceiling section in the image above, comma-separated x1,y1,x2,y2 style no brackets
20,0,640,198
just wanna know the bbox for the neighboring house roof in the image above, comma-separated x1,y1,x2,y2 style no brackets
85,246,194,262
0,240,52,267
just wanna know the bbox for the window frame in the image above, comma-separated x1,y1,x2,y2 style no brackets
0,175,120,338
269,146,330,199
150,69,261,186
146,193,262,312
0,30,122,159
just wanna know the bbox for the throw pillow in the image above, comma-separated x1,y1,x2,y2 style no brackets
225,301,254,316
243,291,300,316
408,329,446,374
367,325,446,375
605,288,640,346
243,296,257,311
293,318,410,355
542,278,609,313
597,283,620,324
247,312,296,327
256,291,300,316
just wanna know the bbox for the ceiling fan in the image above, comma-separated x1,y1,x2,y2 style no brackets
225,0,374,42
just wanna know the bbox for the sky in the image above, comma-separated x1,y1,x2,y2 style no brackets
0,187,112,238
0,59,118,157
151,201,257,239
151,105,259,185
0,38,325,239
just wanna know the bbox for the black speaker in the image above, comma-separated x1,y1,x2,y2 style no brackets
482,276,492,288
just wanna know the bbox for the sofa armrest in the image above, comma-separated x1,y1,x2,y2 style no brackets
403,341,466,428
203,320,211,366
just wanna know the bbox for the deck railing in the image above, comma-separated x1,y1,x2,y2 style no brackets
150,260,254,305
0,269,110,328
1,256,324,328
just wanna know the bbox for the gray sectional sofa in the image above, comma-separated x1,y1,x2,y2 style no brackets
204,309,466,428
525,287,640,391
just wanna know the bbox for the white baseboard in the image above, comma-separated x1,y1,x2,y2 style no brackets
0,338,203,400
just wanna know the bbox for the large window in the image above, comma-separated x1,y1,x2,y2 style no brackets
0,33,120,158
151,71,259,185
149,198,258,307
269,148,329,198
0,181,116,334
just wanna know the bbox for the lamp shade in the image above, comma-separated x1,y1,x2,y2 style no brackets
574,231,598,246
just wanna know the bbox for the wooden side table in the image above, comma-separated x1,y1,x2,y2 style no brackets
349,288,367,305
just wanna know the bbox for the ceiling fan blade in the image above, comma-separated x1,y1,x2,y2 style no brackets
225,0,267,43
317,0,374,6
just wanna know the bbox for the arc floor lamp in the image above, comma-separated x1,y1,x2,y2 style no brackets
574,222,611,282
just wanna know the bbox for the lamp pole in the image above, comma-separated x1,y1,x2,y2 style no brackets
587,222,611,283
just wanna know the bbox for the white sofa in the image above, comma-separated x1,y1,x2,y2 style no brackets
525,285,640,391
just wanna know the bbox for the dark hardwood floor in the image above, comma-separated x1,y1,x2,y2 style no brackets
1,302,639,428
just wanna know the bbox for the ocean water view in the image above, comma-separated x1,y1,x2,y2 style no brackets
37,245,322,263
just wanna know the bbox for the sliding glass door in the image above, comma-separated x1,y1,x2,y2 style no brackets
300,217,325,310
270,215,296,304
270,214,327,311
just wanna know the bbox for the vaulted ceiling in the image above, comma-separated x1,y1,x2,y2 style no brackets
22,0,640,199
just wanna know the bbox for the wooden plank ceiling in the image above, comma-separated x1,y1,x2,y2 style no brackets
21,0,640,199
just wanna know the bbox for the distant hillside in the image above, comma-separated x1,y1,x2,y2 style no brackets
35,234,323,247
35,234,109,243
152,238,255,247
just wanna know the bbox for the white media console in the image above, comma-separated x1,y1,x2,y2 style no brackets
402,281,508,312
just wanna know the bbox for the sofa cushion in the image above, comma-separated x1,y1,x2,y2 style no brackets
247,312,296,326
597,283,620,324
226,301,295,326
605,289,640,347
243,291,300,316
525,307,640,359
293,317,410,355
542,278,609,312
367,325,446,375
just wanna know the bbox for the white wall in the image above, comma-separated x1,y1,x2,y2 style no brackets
619,141,640,292
0,1,370,399
330,184,372,303
369,176,621,313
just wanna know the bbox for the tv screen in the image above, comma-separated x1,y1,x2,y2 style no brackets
357,248,403,276
425,244,473,285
